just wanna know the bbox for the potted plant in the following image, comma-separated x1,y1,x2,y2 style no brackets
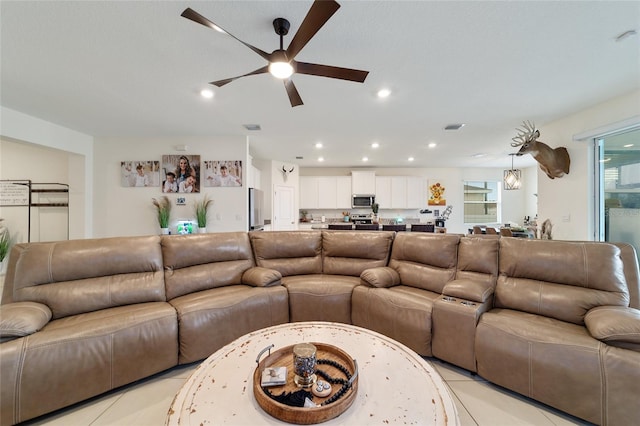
0,219,11,274
371,203,380,224
152,196,172,234
194,195,214,233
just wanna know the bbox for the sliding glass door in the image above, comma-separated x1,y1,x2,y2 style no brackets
595,128,640,255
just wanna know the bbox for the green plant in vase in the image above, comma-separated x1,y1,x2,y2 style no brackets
152,196,172,233
371,203,380,224
194,195,214,232
0,219,11,264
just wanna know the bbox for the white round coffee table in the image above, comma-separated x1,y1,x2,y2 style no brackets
166,322,459,425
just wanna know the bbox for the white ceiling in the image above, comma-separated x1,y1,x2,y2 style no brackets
1,1,638,169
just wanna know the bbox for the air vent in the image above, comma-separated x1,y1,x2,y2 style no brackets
296,156,304,160
444,123,465,131
243,124,261,131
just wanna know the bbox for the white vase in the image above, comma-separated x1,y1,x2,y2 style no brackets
198,227,207,234
160,228,169,235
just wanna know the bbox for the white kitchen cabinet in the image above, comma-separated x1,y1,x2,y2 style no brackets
391,177,407,208
351,171,376,195
406,177,426,208
375,177,391,209
336,177,352,209
299,177,319,209
318,177,337,209
375,176,425,209
300,176,352,209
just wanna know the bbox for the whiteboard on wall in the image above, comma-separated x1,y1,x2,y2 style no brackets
0,180,30,206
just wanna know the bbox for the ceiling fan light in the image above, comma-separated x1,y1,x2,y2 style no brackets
269,61,294,79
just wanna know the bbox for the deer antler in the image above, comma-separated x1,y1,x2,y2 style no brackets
511,120,538,147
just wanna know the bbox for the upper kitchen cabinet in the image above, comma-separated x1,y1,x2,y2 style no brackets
300,177,319,209
374,176,425,209
300,176,351,209
336,177,352,209
351,171,376,195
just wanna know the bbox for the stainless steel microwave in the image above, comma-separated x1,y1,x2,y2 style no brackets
352,194,375,208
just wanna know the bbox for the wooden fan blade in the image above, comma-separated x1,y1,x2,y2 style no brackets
210,66,269,87
295,61,369,83
181,8,272,62
285,0,340,60
284,79,303,107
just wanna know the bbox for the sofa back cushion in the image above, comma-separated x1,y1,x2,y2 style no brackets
6,236,165,319
322,230,394,276
162,232,254,300
456,237,499,287
389,233,460,292
250,231,322,276
496,238,629,324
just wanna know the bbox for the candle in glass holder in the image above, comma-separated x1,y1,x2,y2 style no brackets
292,343,317,388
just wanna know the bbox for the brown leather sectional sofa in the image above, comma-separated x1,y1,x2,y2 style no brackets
1,230,638,425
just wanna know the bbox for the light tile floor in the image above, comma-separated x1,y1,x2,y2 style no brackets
22,358,593,426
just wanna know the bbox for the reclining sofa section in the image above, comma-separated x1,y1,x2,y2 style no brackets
0,230,638,426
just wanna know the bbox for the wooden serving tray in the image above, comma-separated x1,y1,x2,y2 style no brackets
253,342,358,424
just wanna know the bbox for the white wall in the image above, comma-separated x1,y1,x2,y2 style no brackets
538,90,640,241
0,106,93,240
93,136,249,237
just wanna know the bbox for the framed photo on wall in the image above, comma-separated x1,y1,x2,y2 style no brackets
203,160,243,187
120,161,160,187
428,180,447,206
161,155,200,193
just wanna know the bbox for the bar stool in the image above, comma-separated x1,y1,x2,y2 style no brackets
328,224,352,230
410,224,435,232
382,224,407,232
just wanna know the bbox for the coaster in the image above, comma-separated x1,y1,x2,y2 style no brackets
261,366,287,387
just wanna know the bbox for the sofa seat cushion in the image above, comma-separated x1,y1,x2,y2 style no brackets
351,285,440,356
0,302,178,425
169,285,289,363
282,275,359,323
476,308,603,425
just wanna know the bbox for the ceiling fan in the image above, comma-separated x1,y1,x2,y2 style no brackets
181,0,369,107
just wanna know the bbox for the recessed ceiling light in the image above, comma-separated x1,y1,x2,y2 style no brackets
472,153,487,158
408,157,415,162
362,156,369,162
318,157,324,162
377,89,391,98
444,123,465,130
623,143,634,148
428,143,437,148
371,142,379,148
200,89,214,99
315,142,323,149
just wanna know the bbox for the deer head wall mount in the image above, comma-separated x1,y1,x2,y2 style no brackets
511,120,570,180
281,165,295,181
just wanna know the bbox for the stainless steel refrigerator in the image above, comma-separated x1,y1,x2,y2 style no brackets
248,188,264,231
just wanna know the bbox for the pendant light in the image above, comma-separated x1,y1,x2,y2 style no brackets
504,153,521,190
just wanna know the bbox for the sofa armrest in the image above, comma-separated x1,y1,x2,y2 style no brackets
0,302,52,341
360,267,400,288
242,267,282,287
585,306,640,346
442,279,494,303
